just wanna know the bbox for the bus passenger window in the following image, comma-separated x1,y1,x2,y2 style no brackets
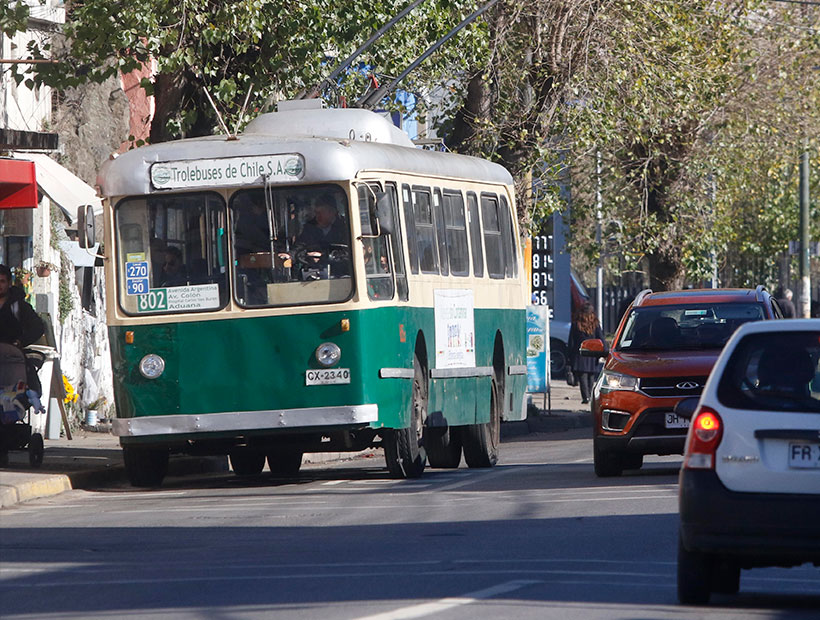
433,189,448,277
467,192,483,278
386,183,409,300
481,194,504,279
402,184,419,275
444,191,469,276
499,196,518,278
413,187,438,274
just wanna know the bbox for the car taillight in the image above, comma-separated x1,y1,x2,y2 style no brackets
683,406,723,470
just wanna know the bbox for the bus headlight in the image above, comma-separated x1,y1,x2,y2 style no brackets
315,343,341,367
139,354,166,379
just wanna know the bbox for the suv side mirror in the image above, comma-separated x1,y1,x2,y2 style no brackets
77,205,95,248
674,397,700,420
580,339,606,358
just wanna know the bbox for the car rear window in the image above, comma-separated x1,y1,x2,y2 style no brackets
616,303,765,351
717,331,820,412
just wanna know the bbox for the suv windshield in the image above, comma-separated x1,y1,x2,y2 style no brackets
616,302,765,351
230,184,352,307
717,331,820,412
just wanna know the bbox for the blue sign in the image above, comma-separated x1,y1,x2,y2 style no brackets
526,305,550,393
125,261,150,296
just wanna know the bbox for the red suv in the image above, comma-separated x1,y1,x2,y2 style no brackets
582,287,782,477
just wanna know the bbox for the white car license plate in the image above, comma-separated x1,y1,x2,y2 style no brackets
788,443,820,469
665,413,690,429
306,368,350,386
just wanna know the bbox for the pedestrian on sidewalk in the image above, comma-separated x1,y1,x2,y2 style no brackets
568,301,607,404
0,264,45,394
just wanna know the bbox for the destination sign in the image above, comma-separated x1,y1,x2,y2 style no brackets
150,154,304,190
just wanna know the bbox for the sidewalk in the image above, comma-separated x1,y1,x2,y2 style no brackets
0,381,591,508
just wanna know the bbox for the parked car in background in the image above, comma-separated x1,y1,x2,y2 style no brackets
549,270,589,379
582,287,782,477
676,319,820,604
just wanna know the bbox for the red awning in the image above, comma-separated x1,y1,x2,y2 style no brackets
0,158,38,209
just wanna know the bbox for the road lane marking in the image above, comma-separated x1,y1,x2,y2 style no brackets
322,580,543,620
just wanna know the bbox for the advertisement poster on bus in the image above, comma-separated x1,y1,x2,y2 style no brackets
434,289,476,369
527,305,551,393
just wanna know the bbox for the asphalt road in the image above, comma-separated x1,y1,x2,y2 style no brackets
1,429,818,619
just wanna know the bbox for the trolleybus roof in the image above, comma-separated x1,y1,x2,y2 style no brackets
98,108,513,197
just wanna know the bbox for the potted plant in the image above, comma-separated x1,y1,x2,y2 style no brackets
35,261,57,277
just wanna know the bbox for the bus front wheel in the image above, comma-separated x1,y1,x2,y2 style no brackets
123,446,169,488
384,353,427,479
229,449,266,476
267,451,303,476
461,377,501,468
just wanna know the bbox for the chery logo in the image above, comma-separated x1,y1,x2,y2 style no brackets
676,381,700,390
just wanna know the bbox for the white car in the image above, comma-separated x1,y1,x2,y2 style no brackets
675,319,820,605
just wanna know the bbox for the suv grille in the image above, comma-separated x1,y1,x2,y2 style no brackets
638,376,708,398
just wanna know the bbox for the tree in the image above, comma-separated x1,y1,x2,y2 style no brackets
11,0,485,143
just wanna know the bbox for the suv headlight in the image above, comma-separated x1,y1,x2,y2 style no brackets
600,370,639,392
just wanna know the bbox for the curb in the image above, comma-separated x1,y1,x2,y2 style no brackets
501,411,592,438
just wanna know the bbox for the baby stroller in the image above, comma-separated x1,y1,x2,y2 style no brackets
0,342,45,468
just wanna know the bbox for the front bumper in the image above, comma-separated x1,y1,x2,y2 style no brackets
113,404,379,438
595,408,687,456
679,468,820,565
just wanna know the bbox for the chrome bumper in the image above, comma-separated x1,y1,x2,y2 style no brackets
112,404,379,437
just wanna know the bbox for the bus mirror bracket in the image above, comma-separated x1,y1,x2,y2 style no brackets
77,205,96,248
375,191,393,235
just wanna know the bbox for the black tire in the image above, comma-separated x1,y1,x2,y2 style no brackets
622,453,643,470
550,339,568,379
229,450,266,476
425,426,462,468
712,560,740,595
384,352,427,479
267,451,303,476
123,446,170,488
461,377,500,468
593,444,623,477
677,533,714,605
28,433,44,468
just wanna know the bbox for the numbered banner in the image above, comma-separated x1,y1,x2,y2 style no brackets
526,305,551,393
136,284,220,313
125,261,150,296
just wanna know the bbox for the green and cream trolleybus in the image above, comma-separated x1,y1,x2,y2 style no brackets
94,102,528,486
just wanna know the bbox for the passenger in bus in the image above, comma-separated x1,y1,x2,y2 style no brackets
160,247,187,287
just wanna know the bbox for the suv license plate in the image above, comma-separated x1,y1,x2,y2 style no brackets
665,413,690,429
306,368,350,386
788,443,820,469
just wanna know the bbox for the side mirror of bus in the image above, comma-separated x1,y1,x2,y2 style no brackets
77,205,96,248
375,191,393,235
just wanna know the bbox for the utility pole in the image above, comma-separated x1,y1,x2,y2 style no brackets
799,144,811,318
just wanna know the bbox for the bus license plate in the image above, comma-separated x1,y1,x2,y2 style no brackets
788,443,820,469
665,413,690,429
306,368,350,386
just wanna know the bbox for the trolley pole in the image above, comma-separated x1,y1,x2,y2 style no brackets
799,146,811,318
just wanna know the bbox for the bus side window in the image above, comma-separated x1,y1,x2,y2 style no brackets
444,190,469,276
402,184,419,275
433,189,448,277
386,183,409,301
413,186,438,274
481,193,504,279
499,195,518,278
467,192,483,278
